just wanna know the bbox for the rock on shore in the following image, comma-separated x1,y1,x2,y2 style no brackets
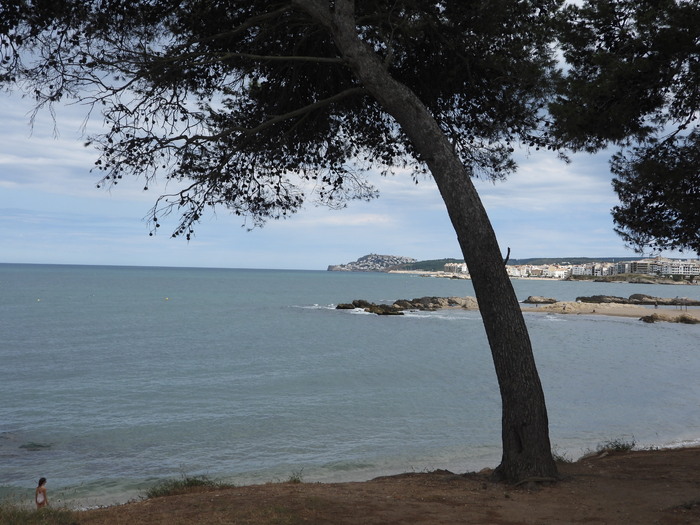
523,296,558,304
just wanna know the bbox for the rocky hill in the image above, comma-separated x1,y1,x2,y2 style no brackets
327,253,417,272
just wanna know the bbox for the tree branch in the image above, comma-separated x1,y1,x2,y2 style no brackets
216,52,342,64
114,85,367,151
503,247,511,266
245,86,366,134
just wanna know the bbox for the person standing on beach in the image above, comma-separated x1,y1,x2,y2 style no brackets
35,477,48,509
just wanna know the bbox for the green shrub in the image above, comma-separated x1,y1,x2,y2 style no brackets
551,445,573,463
0,502,77,525
287,469,304,484
144,474,232,499
597,437,636,453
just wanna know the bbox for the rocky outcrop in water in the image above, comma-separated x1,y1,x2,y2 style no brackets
640,313,700,324
523,296,558,304
575,295,628,304
576,294,700,306
336,296,478,315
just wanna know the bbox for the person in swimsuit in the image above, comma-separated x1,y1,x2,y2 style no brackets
35,477,48,509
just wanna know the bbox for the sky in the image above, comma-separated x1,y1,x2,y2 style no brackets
0,90,686,270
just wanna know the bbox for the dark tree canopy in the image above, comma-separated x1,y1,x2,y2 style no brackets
1,0,560,238
553,0,700,254
611,131,700,253
3,0,697,249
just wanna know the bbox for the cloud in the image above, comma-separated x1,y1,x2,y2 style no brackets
0,93,161,205
476,151,616,213
295,212,397,227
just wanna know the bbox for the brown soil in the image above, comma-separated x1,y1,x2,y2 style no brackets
76,447,700,524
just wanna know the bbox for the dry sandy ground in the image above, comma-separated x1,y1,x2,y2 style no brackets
76,447,700,524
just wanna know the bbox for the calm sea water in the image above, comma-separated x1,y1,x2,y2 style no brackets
1,263,699,507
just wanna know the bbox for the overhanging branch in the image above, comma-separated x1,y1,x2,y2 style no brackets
157,85,367,147
216,52,343,64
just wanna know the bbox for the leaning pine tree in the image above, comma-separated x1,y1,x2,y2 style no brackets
1,0,564,482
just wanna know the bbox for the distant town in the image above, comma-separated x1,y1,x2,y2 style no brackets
456,257,700,280
329,254,700,280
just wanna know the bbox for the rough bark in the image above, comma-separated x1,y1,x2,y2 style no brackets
296,0,558,482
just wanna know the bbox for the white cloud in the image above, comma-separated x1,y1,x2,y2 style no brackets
476,151,616,213
293,211,397,228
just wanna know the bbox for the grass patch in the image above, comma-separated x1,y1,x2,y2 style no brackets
0,502,77,525
144,474,233,499
551,446,574,464
286,469,304,484
597,437,636,454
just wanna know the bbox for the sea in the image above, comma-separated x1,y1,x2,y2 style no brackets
1,263,699,508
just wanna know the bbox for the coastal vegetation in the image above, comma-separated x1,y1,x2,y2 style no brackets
144,474,234,499
0,504,75,525
595,437,637,454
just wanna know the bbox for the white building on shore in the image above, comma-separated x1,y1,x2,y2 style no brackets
620,257,700,277
443,262,469,274
445,256,700,279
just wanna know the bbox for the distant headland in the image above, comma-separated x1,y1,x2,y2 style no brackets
327,253,418,272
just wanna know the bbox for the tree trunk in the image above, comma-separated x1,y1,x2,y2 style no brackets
305,0,559,483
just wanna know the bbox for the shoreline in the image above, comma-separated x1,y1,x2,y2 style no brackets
341,296,700,322
68,446,700,524
22,432,700,511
